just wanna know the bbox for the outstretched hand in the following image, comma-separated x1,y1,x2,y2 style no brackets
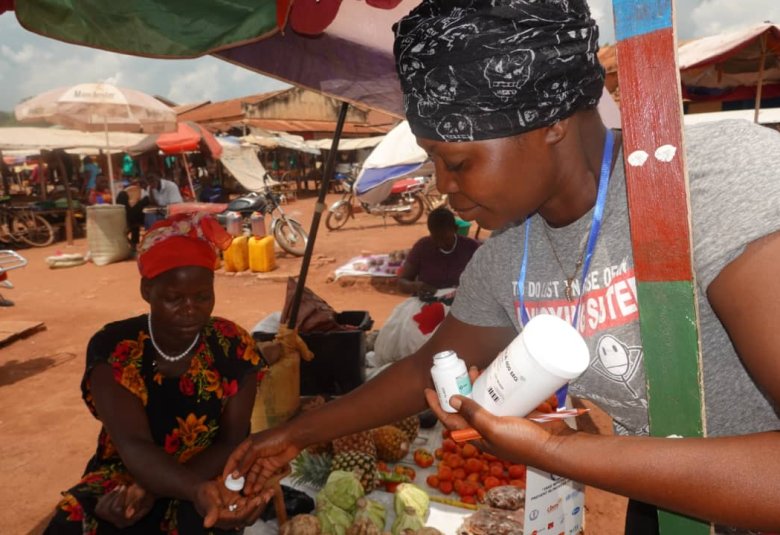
195,478,274,530
222,426,300,495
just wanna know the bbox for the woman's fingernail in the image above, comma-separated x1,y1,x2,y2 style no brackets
450,397,462,410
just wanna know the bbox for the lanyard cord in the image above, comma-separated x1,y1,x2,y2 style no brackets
516,128,615,328
516,129,614,407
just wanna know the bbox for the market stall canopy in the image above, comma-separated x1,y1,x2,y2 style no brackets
13,82,177,133
0,127,146,151
683,107,780,125
306,136,385,151
126,121,223,158
354,120,427,203
216,136,277,192
678,23,780,102
242,129,321,155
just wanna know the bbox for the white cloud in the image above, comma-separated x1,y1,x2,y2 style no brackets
167,61,222,103
690,0,780,37
1,43,37,63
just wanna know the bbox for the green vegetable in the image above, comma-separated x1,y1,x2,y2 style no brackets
322,470,365,513
316,496,353,535
353,497,386,531
391,505,424,535
393,483,430,521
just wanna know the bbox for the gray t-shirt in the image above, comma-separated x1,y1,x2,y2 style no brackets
452,120,780,531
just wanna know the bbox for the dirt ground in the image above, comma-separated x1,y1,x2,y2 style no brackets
0,192,626,534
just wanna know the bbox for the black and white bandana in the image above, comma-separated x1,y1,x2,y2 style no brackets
393,0,605,142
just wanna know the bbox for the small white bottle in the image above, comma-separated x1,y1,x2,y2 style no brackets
431,350,473,413
471,314,590,418
224,474,245,492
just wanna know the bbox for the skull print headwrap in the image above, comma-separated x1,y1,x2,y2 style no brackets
393,0,605,142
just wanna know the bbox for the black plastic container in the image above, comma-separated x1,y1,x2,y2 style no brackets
253,311,373,396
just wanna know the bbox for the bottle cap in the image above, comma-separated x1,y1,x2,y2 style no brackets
224,474,245,492
433,350,456,362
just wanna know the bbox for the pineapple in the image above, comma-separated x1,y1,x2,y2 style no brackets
333,431,377,457
371,425,410,462
291,451,333,489
392,415,420,443
332,450,378,493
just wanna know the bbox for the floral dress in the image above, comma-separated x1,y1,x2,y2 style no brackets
46,315,264,535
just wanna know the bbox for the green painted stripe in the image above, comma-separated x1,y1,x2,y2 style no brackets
637,280,708,533
636,281,704,437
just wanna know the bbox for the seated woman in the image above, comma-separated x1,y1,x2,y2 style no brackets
45,213,274,534
372,207,480,367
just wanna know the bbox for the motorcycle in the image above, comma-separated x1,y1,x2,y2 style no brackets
216,175,308,256
325,174,428,230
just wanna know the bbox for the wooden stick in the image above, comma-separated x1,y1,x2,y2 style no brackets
272,482,287,526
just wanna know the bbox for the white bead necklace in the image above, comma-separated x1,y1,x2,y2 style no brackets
147,313,200,362
438,234,458,255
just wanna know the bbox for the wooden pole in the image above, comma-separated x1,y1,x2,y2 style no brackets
287,102,349,329
611,0,709,533
0,150,10,197
753,33,768,124
38,150,48,201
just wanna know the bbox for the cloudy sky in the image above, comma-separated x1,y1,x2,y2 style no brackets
1,0,778,111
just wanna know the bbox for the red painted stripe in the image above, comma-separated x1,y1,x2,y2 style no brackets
616,29,693,282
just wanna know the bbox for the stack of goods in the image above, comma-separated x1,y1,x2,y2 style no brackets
456,486,525,534
282,470,438,535
421,430,526,505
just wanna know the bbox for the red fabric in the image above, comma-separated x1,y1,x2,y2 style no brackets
390,178,420,194
155,122,222,158
413,302,445,335
366,0,403,8
290,0,342,36
276,0,293,30
0,0,14,14
137,213,232,279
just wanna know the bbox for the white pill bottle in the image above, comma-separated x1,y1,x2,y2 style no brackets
471,314,590,417
430,350,473,413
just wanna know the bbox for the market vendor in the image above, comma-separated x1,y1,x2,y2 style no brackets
146,172,183,207
372,207,480,367
224,1,780,533
45,212,275,534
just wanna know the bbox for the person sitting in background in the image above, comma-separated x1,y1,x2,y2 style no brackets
147,173,183,207
398,207,481,298
44,213,275,534
372,207,480,367
88,177,113,205
116,178,150,250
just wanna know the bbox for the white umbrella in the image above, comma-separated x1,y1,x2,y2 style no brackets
14,82,177,202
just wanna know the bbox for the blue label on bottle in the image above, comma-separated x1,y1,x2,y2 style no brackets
456,373,472,396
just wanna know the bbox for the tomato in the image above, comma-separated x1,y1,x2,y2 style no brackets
434,447,445,460
453,468,466,481
383,481,401,493
461,443,478,458
509,479,526,488
464,458,483,474
437,465,453,482
438,480,454,495
393,465,416,481
489,463,504,478
413,448,434,468
442,438,458,453
461,495,477,505
508,464,526,479
445,454,465,469
483,476,501,490
376,461,390,473
426,474,440,488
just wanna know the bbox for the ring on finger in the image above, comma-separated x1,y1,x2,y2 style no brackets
228,503,238,512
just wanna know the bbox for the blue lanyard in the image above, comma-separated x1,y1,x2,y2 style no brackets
516,129,614,405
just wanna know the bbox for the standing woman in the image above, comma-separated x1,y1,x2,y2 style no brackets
225,1,780,533
45,213,273,534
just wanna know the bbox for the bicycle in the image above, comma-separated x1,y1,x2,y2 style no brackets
0,199,55,247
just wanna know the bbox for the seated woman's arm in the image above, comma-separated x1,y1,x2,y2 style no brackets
398,244,436,296
89,363,208,501
184,373,258,480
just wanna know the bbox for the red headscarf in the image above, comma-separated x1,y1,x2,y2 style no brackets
137,212,232,279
